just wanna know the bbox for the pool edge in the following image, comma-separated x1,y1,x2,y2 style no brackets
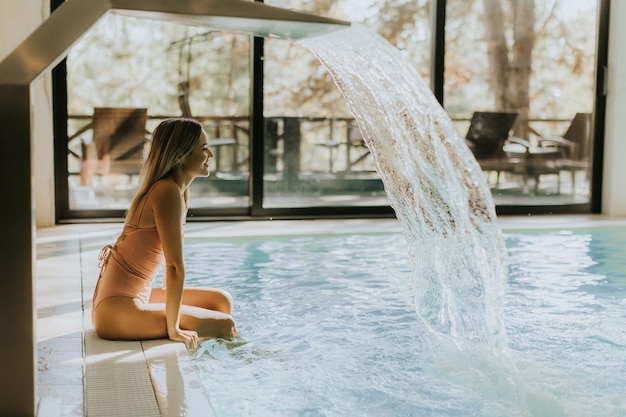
142,340,216,417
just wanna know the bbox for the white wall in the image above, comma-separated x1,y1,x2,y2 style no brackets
603,0,626,216
0,1,624,224
0,0,55,227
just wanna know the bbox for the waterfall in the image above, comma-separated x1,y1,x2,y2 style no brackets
299,24,509,353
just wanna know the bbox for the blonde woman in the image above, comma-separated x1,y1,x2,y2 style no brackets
92,118,237,350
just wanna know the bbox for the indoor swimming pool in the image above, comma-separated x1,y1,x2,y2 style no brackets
158,225,626,417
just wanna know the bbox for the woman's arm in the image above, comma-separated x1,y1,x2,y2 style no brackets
151,181,198,348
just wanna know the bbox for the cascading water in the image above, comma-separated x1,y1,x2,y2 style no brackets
297,24,547,415
299,24,508,353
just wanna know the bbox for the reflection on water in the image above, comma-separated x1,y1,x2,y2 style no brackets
185,228,626,417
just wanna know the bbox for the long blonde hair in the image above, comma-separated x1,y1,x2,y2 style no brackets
127,118,203,219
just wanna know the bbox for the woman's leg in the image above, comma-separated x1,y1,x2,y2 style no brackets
179,304,238,338
93,296,236,341
149,287,233,313
92,297,167,340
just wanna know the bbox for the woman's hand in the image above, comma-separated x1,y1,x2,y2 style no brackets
169,328,199,350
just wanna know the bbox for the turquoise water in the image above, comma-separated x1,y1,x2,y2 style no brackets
179,227,626,417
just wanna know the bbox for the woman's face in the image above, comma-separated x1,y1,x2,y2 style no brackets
182,131,213,178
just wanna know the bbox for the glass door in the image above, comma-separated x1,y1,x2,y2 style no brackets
262,0,432,211
55,0,605,220
63,14,251,215
444,0,599,210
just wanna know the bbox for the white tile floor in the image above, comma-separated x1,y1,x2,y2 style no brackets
37,227,86,417
36,222,215,417
34,215,626,416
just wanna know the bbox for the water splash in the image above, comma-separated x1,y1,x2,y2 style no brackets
295,24,555,416
299,24,508,353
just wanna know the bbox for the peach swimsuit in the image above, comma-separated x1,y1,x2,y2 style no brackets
92,187,164,311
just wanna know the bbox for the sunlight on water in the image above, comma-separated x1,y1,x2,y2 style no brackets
187,229,626,417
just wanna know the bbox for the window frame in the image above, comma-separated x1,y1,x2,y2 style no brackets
52,0,609,222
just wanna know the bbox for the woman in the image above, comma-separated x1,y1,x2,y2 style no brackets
92,118,238,350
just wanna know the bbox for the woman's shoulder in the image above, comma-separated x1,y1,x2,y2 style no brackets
151,179,182,196
148,179,184,207
146,179,185,225
127,179,183,228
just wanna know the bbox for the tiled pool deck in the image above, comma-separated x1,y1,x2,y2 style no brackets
35,216,626,416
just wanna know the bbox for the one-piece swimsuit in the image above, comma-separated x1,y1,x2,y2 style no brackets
92,185,164,311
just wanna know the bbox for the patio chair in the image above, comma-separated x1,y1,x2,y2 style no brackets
507,113,592,195
91,107,150,177
504,136,563,195
464,111,525,187
536,112,592,193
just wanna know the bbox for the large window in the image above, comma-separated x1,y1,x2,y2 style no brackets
262,0,431,210
63,15,251,214
54,0,605,220
445,0,599,210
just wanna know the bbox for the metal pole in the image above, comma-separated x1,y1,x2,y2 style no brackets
0,84,37,416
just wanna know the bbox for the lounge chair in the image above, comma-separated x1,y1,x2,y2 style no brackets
506,113,592,194
504,136,563,194
537,112,592,194
464,111,525,188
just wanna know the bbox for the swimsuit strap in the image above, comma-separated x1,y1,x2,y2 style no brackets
92,243,114,305
98,244,113,271
128,183,159,228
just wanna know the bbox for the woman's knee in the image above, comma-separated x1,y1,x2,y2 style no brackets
212,315,237,337
183,310,237,338
214,289,234,313
204,288,233,313
185,287,233,313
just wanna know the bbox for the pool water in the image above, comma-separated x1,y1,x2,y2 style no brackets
173,227,626,417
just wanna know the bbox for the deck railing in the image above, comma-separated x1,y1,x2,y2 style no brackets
66,113,580,181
